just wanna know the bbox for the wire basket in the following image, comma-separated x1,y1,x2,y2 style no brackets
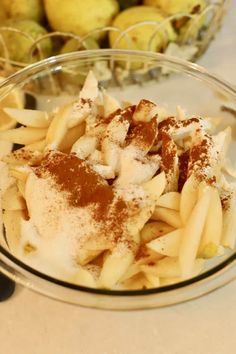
0,0,229,85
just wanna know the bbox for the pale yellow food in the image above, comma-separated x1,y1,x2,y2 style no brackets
0,1,7,21
44,0,119,40
144,0,206,16
109,6,177,52
144,0,207,42
3,0,45,23
0,71,235,291
0,19,52,63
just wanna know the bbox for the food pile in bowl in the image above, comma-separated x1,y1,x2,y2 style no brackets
0,71,235,291
0,0,228,75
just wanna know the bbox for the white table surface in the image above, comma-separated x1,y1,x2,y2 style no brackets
1,4,236,354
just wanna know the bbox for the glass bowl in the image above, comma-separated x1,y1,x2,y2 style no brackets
0,49,235,310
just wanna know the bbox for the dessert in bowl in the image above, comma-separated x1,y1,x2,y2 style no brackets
0,49,235,309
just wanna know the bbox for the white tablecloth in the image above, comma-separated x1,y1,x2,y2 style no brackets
1,3,236,354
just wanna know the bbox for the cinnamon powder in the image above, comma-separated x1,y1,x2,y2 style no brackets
178,150,190,191
34,152,131,246
34,152,114,221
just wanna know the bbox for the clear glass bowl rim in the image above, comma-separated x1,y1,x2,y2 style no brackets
0,48,235,300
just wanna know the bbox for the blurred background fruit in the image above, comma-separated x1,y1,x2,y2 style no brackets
60,37,100,55
143,0,206,15
109,6,177,51
44,0,119,40
0,0,228,75
0,2,7,21
0,19,52,63
144,0,207,41
2,0,45,23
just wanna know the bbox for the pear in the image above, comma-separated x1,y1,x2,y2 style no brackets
3,0,45,23
0,19,52,63
109,6,177,53
144,0,207,41
0,2,7,21
60,37,99,54
44,0,119,40
144,0,206,15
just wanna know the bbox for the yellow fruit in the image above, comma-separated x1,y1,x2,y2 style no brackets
0,2,7,21
60,37,99,54
144,0,206,15
109,6,177,52
3,0,45,23
44,0,119,40
144,0,207,42
0,19,52,63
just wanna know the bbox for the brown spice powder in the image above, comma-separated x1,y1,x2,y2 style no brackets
104,105,136,124
178,149,190,192
34,152,114,222
129,117,158,150
188,135,216,185
34,152,133,247
161,132,177,173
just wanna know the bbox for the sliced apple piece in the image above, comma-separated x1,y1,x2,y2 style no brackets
0,109,17,131
140,221,174,244
179,185,211,278
198,187,222,258
0,126,47,145
0,141,13,158
102,139,120,173
0,161,15,194
147,228,182,257
4,108,51,128
141,257,181,278
1,184,26,211
156,191,181,211
144,273,160,288
180,174,199,224
132,99,156,123
91,164,115,179
24,139,46,152
99,248,134,289
116,149,160,186
120,263,141,282
71,135,97,159
151,207,182,229
103,92,121,117
142,172,166,203
9,165,31,182
45,105,70,150
59,123,85,152
71,267,97,288
79,70,98,101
